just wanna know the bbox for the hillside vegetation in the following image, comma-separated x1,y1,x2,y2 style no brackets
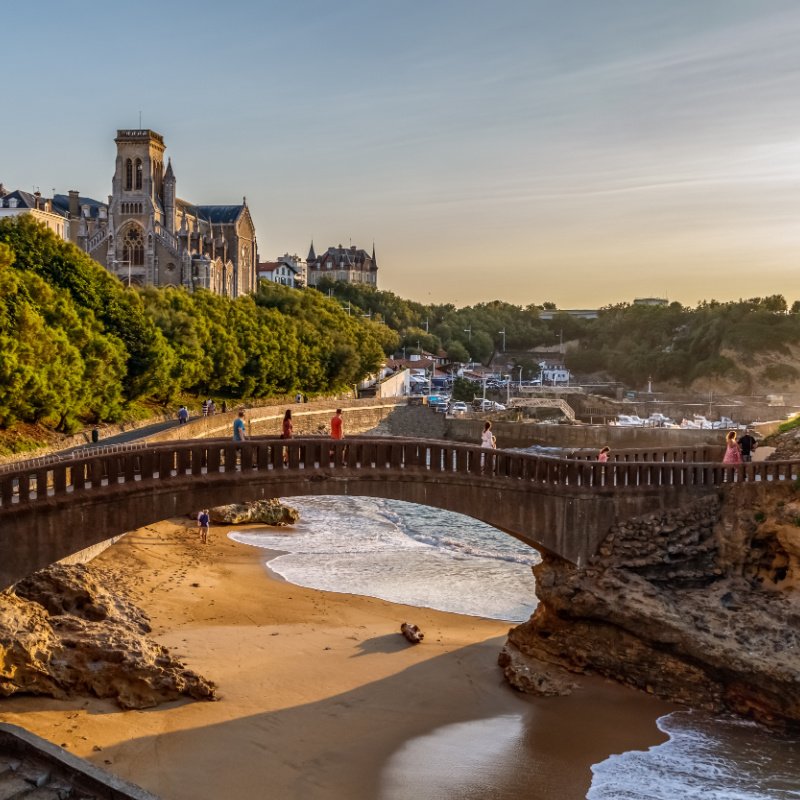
0,217,393,432
319,279,800,394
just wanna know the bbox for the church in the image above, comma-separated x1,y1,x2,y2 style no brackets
52,128,258,297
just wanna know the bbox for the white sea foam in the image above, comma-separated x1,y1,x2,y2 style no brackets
229,496,540,621
588,711,800,800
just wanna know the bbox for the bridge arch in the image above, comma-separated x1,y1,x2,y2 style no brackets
1,437,793,589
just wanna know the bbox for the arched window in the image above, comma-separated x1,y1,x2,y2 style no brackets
123,226,144,267
125,159,133,191
135,159,143,190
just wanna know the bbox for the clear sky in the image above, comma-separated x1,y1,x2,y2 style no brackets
4,1,800,308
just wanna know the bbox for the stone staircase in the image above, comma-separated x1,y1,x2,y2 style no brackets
0,725,157,800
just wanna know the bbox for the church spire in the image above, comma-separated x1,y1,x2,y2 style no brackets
163,158,176,234
308,240,316,261
372,241,377,266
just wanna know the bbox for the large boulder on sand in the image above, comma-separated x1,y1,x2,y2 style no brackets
209,499,300,526
0,564,217,709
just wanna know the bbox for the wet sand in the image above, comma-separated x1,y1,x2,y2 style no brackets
0,521,674,799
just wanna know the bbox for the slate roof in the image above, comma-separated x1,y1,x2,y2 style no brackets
195,205,244,224
3,189,37,208
52,194,107,219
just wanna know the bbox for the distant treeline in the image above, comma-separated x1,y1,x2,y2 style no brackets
318,279,800,389
0,217,394,430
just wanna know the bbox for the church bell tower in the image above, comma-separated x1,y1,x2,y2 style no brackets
109,129,167,285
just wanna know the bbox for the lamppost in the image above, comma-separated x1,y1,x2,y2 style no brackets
112,259,132,287
518,365,523,392
463,327,472,341
498,329,506,352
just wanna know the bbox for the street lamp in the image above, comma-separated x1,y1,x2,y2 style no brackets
518,365,523,391
112,259,132,287
463,327,472,341
498,329,506,352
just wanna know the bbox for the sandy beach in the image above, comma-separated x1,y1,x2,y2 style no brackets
0,520,674,799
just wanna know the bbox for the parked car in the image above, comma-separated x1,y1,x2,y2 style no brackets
646,413,674,427
449,401,469,416
474,398,505,411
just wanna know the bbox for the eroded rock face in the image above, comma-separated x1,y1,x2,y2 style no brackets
500,487,800,728
0,564,217,709
208,499,300,526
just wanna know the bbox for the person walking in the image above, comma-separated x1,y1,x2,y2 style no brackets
233,410,246,442
480,421,496,474
202,399,209,417
598,446,611,463
331,409,344,440
738,429,757,462
177,406,189,425
723,430,742,464
282,409,293,439
330,408,345,465
197,509,210,544
281,409,293,466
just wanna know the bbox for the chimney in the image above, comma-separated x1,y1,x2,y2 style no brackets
68,190,80,217
34,190,42,209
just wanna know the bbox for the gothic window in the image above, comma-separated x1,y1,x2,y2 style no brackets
125,159,133,191
135,159,143,190
123,226,144,267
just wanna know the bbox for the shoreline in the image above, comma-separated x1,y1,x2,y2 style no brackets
0,520,674,799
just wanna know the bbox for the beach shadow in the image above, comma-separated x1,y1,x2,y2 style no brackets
77,640,671,800
351,633,411,656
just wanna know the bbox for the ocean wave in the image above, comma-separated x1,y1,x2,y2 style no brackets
407,533,541,566
588,711,800,800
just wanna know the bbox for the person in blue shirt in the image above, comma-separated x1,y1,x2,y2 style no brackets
233,410,246,441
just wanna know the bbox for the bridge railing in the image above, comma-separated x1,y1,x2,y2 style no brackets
567,445,726,463
0,437,797,509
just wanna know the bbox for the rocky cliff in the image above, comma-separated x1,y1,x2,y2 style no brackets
0,564,217,709
500,485,800,728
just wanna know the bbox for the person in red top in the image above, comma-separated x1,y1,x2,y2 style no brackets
331,409,344,440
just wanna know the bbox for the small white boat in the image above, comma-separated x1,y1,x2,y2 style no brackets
616,414,646,426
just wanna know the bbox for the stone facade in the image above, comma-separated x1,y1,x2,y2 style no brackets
0,187,70,240
306,242,377,287
51,128,258,297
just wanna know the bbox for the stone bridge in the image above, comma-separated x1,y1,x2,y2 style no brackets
0,437,797,589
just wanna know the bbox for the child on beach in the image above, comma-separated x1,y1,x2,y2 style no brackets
197,509,210,544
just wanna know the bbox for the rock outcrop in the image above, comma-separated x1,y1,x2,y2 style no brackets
0,565,217,709
500,486,800,728
208,499,300,526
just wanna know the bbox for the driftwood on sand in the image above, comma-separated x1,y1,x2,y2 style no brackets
400,622,424,643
